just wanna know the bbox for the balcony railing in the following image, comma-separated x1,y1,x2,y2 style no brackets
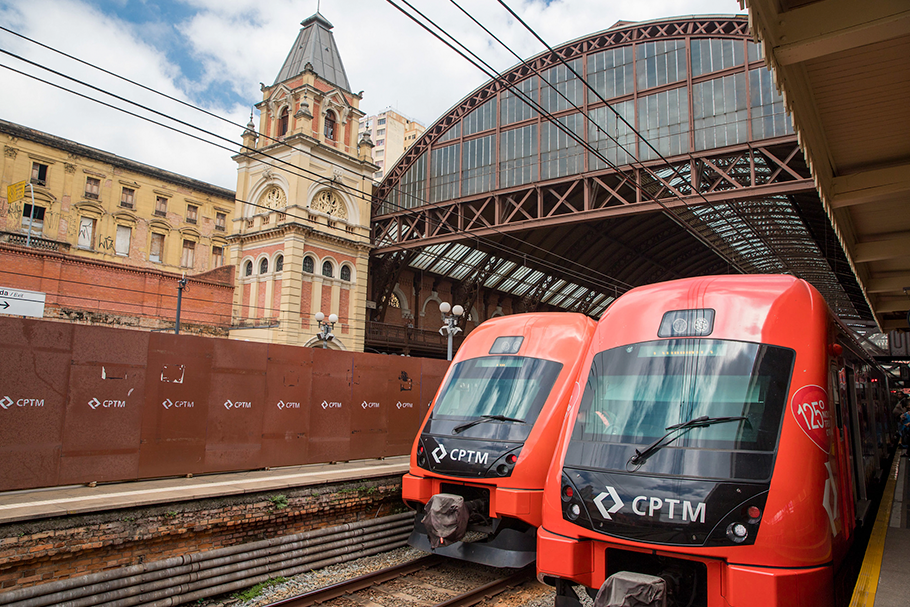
1,231,70,252
365,321,465,356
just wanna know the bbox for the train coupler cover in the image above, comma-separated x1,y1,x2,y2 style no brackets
422,493,471,548
593,572,667,607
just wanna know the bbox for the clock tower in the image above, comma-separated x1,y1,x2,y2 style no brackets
228,11,377,350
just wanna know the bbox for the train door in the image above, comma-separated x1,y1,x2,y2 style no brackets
830,363,854,541
843,366,871,523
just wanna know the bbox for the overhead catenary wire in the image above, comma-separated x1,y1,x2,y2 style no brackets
490,0,795,275
0,26,633,299
385,0,753,275
0,47,630,303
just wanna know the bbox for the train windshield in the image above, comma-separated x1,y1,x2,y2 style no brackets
432,356,563,424
565,339,794,480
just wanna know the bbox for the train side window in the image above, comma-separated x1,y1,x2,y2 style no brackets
829,365,842,427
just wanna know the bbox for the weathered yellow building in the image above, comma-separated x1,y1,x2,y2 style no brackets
0,119,235,274
230,12,377,351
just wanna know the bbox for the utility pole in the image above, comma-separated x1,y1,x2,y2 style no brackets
175,275,187,334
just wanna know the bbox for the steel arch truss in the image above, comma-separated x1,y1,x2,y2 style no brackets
372,137,814,252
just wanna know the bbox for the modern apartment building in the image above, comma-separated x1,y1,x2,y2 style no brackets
358,108,426,181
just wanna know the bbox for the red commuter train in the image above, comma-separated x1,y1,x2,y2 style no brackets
538,275,894,607
402,312,596,567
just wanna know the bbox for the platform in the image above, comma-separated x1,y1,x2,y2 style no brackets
0,456,410,525
851,452,910,607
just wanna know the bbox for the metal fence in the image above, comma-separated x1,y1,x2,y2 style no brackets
0,317,449,491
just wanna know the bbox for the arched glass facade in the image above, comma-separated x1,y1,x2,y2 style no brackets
379,18,790,215
367,16,866,326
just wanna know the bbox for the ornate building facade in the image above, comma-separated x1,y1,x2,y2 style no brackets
229,12,377,350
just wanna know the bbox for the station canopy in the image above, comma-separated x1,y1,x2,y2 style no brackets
371,15,877,342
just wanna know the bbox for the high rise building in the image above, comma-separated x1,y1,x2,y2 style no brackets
358,109,425,181
229,12,377,351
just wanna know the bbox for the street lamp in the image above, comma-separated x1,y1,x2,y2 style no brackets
438,302,464,361
315,312,338,348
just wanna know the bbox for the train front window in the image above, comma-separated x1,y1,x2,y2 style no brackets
566,339,794,479
432,356,563,424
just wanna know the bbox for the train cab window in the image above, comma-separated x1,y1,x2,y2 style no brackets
566,339,794,481
428,356,563,439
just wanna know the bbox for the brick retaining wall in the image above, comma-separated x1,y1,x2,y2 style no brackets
0,476,405,591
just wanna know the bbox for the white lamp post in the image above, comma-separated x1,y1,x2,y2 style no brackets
438,302,464,361
315,312,338,348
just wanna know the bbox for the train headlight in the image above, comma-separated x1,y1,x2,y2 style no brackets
416,444,427,467
567,503,581,520
726,522,749,543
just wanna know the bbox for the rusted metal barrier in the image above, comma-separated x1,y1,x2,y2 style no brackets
0,317,448,491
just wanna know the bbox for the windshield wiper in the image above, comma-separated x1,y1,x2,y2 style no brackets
628,415,751,467
452,414,525,434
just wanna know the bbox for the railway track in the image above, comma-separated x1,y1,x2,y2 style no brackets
265,555,537,607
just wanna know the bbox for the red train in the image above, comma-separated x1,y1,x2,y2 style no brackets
402,312,596,566
537,275,894,607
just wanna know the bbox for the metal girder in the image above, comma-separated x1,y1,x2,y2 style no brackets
373,138,813,255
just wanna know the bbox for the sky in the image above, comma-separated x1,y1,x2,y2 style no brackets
0,0,745,189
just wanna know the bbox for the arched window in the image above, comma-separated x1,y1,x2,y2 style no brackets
340,265,351,281
322,260,334,278
324,111,336,141
302,256,314,273
275,255,284,272
278,107,289,136
260,258,269,274
244,260,253,277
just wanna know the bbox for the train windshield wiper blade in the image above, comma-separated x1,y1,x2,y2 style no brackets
628,415,750,466
452,414,525,434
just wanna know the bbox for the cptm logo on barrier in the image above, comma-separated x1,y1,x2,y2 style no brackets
162,399,195,409
0,396,46,409
276,401,301,409
88,397,126,409
224,400,252,410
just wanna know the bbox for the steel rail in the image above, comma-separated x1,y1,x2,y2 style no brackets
265,555,535,607
267,555,443,606
434,565,535,607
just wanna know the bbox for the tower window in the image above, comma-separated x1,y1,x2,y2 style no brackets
275,255,284,272
340,265,351,281
325,111,336,141
244,260,253,276
260,258,269,274
278,107,289,136
303,256,314,273
322,260,333,278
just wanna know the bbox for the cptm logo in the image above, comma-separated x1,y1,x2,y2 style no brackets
224,400,252,410
162,399,194,409
396,402,413,409
1,396,45,409
88,397,126,409
276,401,301,410
321,401,342,409
361,401,380,409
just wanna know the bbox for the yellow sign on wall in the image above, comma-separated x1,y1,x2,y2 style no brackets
6,181,26,203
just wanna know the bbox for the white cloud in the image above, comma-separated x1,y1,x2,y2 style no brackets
0,0,744,189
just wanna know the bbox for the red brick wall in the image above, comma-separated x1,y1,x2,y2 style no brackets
0,477,404,591
0,243,233,330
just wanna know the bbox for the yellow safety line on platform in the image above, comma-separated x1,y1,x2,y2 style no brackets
849,455,900,607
